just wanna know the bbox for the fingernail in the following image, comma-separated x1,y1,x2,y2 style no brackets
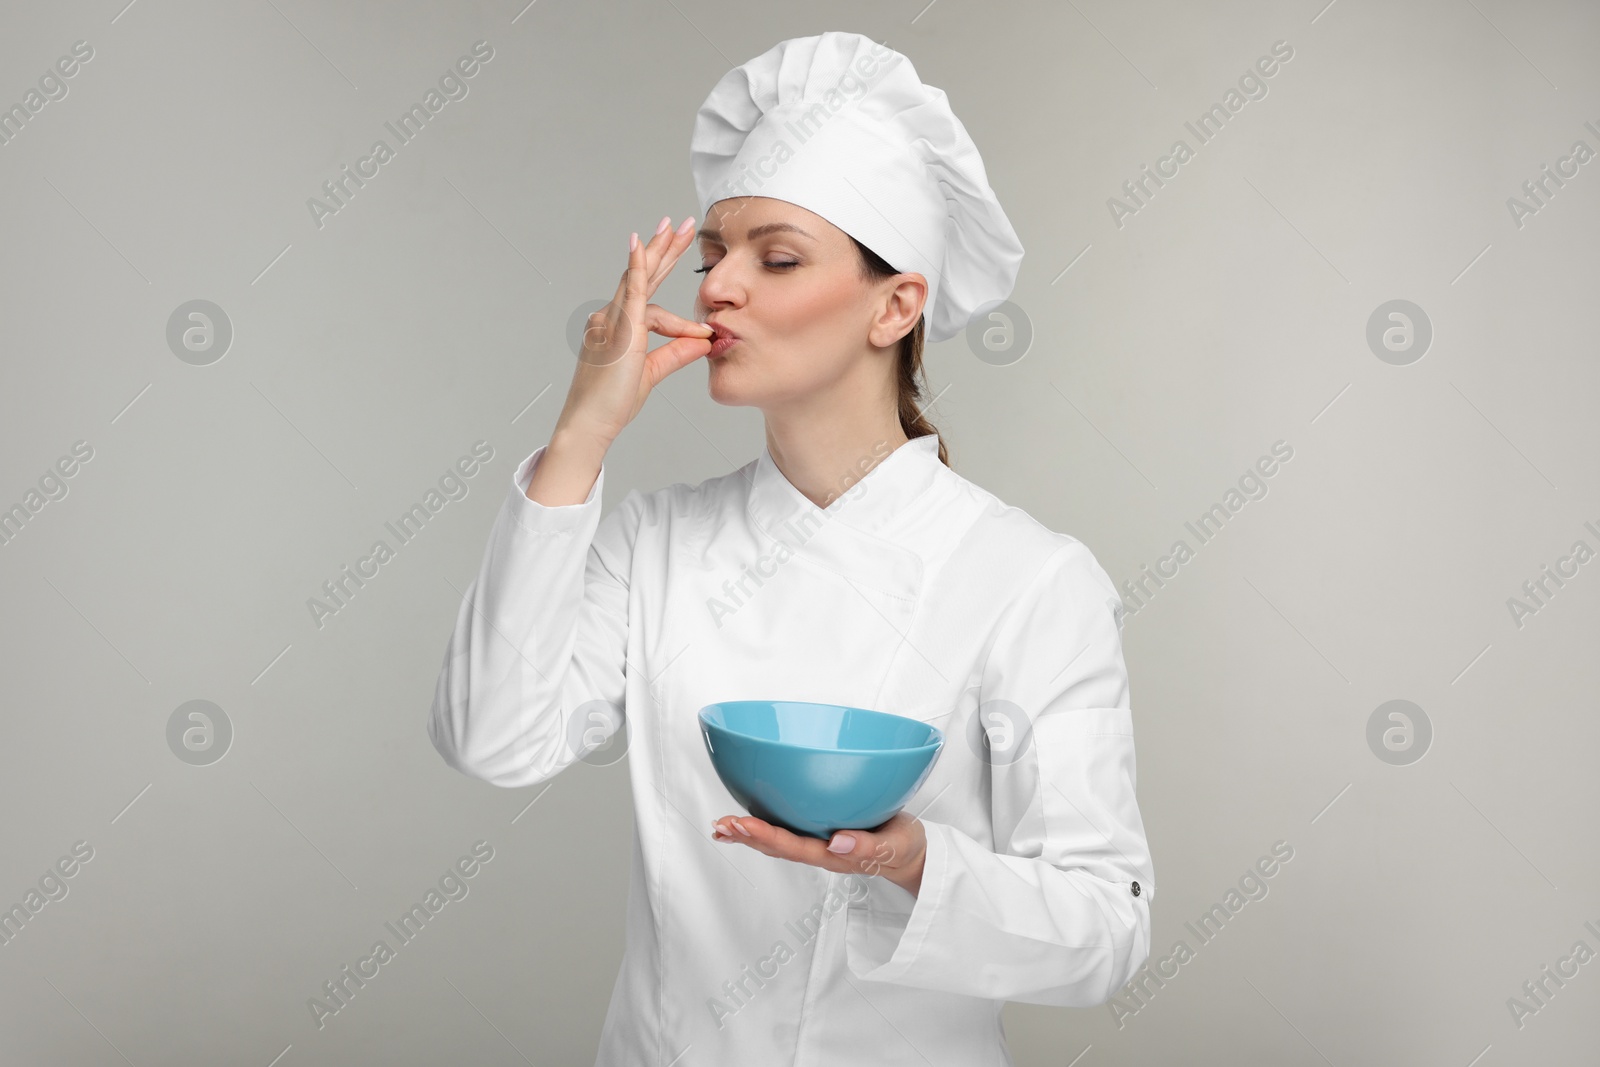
630,232,638,251
656,216,670,234
733,820,751,837
827,833,855,854
677,216,695,234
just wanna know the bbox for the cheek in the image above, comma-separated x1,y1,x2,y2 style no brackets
766,275,856,334
760,285,861,381
755,280,864,382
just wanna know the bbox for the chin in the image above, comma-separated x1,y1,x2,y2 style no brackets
706,362,781,409
705,362,745,406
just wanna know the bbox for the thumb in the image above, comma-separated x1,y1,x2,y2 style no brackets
826,831,860,854
644,334,714,387
830,812,913,864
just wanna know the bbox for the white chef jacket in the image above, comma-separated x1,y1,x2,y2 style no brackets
428,432,1154,1066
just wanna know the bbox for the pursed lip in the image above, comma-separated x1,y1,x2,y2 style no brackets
706,321,741,342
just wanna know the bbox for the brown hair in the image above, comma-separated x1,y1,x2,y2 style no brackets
851,236,950,468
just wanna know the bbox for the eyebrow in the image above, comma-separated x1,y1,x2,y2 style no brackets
697,222,816,244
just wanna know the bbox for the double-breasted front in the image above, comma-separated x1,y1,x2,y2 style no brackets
428,431,1155,1065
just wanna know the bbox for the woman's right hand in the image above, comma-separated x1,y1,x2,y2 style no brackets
555,216,714,449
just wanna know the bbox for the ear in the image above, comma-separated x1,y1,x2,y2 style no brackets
869,272,927,348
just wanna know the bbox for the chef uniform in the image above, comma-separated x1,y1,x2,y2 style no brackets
428,30,1154,1067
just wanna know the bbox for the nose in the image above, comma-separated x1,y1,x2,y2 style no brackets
694,259,744,320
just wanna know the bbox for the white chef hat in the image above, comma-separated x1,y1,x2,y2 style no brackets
689,31,1024,344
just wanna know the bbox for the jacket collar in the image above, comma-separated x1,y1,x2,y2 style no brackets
743,433,945,602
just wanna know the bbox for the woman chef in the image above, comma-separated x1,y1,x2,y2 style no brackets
429,30,1155,1067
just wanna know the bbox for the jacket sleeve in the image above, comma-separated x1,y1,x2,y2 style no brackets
427,443,636,789
842,539,1154,1006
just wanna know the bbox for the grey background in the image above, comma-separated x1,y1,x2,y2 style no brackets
1,0,1595,1064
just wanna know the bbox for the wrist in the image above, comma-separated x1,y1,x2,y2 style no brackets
549,423,613,464
880,847,926,897
884,860,923,897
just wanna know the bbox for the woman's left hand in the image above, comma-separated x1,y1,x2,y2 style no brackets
713,810,928,897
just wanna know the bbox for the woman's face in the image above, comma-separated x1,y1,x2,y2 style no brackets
691,196,918,411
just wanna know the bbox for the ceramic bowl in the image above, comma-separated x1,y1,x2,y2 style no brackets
698,699,944,840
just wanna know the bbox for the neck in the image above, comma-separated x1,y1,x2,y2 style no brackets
763,419,911,510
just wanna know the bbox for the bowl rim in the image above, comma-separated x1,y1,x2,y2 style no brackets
698,700,944,755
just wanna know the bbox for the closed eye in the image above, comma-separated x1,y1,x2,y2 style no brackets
693,261,800,273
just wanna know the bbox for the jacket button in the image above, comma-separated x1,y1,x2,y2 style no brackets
1131,881,1141,896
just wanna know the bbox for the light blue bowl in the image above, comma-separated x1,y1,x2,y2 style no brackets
698,700,944,840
